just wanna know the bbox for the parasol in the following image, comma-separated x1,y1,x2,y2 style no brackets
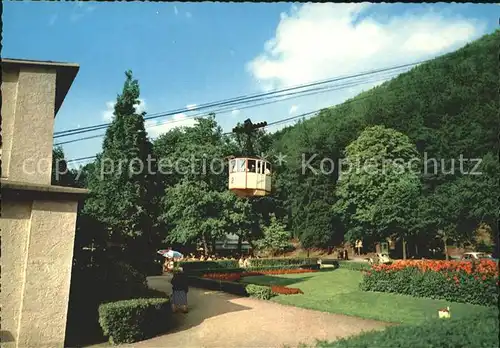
157,249,183,259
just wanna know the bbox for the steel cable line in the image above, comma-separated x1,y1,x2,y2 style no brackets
63,72,407,165
63,62,438,165
55,68,406,147
54,61,422,138
64,108,322,165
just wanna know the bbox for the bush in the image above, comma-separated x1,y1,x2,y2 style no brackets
175,260,238,272
183,264,320,276
98,298,172,344
360,260,498,306
247,257,318,267
65,260,151,346
246,284,274,300
317,310,499,348
337,260,370,271
320,259,339,266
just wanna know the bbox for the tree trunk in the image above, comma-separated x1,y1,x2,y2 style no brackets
211,238,216,255
202,234,209,257
444,238,449,261
402,237,407,260
415,243,419,257
237,235,243,255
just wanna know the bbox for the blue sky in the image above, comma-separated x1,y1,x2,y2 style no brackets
3,2,498,166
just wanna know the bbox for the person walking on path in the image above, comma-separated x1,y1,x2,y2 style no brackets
171,269,189,313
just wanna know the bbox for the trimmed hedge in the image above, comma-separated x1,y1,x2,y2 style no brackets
360,260,499,306
337,260,371,271
183,264,320,276
98,298,172,344
246,284,274,300
361,265,498,306
248,257,318,267
316,310,499,348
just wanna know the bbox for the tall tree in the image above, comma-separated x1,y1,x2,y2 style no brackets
161,180,228,254
83,70,159,274
333,125,420,247
256,214,291,256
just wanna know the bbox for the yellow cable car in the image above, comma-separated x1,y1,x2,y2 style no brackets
228,157,271,197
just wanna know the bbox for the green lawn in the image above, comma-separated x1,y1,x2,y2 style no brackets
241,269,497,325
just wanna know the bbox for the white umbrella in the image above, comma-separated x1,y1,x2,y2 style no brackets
162,250,183,259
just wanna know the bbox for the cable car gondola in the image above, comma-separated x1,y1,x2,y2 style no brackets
228,119,271,197
228,156,271,197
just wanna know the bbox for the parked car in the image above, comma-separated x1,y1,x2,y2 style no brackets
460,252,494,261
368,253,392,265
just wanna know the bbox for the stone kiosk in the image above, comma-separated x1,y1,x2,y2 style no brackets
1,59,88,347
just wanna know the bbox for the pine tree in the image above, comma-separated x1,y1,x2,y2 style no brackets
83,70,159,274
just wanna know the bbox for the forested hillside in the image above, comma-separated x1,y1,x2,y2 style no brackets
272,30,499,254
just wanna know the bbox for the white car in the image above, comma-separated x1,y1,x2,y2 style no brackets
460,252,492,260
367,253,392,265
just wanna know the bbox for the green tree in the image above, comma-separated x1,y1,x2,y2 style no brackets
51,146,80,187
256,214,291,256
333,125,420,247
83,70,158,274
161,180,227,254
372,176,421,259
220,191,257,253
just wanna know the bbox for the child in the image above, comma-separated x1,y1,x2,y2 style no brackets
170,269,189,313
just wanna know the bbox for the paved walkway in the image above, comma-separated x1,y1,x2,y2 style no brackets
120,276,390,348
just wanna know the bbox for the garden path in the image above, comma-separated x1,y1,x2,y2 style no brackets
120,275,390,348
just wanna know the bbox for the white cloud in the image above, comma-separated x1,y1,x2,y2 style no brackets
101,98,147,122
145,113,198,139
289,105,298,114
186,104,197,110
185,11,192,18
247,4,485,91
231,109,240,116
102,101,116,122
174,6,179,16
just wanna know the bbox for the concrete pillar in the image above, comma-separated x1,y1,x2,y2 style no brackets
1,58,87,347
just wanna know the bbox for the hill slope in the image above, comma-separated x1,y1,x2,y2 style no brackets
272,30,499,247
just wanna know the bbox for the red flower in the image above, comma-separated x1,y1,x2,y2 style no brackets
202,268,318,281
271,285,303,295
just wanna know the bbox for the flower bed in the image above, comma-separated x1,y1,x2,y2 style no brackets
202,268,318,282
360,259,499,306
271,285,303,295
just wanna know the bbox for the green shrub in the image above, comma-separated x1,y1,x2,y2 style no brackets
65,260,151,346
98,298,172,345
185,264,320,276
245,284,274,300
360,266,498,306
320,259,339,266
317,310,499,348
337,261,370,271
247,257,318,267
